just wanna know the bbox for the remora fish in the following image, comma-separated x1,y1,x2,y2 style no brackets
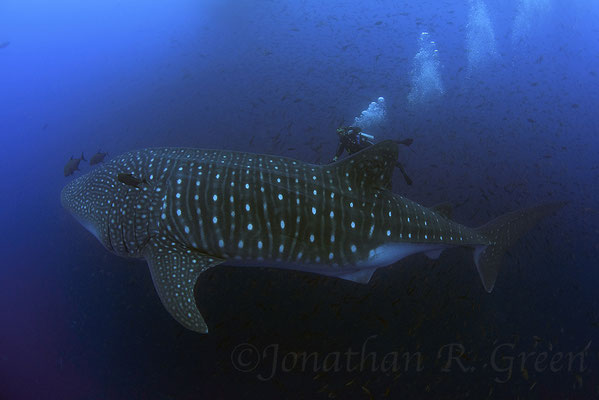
61,141,563,333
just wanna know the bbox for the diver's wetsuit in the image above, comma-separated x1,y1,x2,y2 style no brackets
333,126,413,186
333,126,373,161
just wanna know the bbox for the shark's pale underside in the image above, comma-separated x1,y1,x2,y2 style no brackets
61,141,563,333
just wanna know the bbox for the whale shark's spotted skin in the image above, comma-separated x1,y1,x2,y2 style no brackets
61,141,563,333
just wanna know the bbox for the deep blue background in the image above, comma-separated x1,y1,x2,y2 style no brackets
1,0,598,398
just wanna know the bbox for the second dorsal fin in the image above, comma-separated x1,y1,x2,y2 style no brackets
333,140,399,190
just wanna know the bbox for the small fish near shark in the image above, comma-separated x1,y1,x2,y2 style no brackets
61,141,564,333
63,153,86,177
64,151,109,177
89,151,108,166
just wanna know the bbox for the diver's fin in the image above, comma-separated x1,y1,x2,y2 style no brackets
332,140,399,190
473,202,566,293
143,236,225,333
430,202,453,220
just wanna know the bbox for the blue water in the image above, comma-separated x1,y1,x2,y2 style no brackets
1,0,598,398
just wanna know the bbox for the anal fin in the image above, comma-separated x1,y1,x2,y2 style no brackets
338,268,377,284
424,249,444,260
143,236,224,333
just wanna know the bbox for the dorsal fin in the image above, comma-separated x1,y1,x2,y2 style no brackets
430,202,454,220
332,140,399,190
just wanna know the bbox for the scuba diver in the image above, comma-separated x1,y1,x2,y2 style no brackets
332,126,414,186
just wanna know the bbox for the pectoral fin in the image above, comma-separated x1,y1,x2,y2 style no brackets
143,236,224,333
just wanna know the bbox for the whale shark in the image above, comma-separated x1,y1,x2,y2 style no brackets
61,141,563,333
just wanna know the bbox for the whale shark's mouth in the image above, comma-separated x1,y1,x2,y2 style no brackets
61,175,105,246
76,215,101,242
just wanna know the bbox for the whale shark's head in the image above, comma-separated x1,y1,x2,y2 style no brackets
61,154,159,257
62,168,114,244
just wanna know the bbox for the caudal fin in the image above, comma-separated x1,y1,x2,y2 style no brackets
80,152,87,162
473,202,566,292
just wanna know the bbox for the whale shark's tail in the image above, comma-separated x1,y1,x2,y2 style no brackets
473,202,566,292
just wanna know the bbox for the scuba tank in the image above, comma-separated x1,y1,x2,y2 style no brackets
357,132,375,145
